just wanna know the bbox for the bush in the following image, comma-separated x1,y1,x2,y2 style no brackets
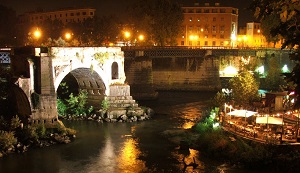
0,130,17,151
101,99,110,111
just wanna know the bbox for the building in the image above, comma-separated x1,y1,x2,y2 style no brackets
18,8,96,25
178,2,238,47
237,22,266,48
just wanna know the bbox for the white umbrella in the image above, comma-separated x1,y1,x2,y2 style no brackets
227,110,257,118
256,116,283,125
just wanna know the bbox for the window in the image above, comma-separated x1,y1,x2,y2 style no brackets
112,62,119,79
189,41,192,46
197,41,200,46
220,25,225,32
196,9,201,13
189,26,193,32
213,17,216,22
82,12,86,15
212,26,216,31
76,12,80,16
189,17,192,22
220,35,224,38
188,9,194,13
196,26,201,33
181,41,184,45
204,35,208,38
66,13,68,17
71,13,74,16
90,12,94,15
205,41,208,45
220,9,226,13
204,9,209,13
212,41,216,46
212,9,218,13
212,35,216,38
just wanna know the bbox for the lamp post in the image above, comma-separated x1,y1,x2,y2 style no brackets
124,31,131,46
33,28,42,46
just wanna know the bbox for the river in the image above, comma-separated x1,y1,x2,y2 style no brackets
0,91,262,173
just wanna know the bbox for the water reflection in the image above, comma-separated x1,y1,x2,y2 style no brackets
117,137,146,173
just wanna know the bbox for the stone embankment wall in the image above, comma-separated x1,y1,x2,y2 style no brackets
125,55,221,93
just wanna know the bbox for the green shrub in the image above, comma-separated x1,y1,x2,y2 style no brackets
10,115,21,130
36,125,47,138
101,99,110,111
57,98,68,116
0,130,17,151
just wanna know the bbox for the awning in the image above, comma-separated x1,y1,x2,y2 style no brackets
227,110,257,118
256,116,283,125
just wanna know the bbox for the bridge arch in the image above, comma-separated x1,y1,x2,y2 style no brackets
52,47,126,97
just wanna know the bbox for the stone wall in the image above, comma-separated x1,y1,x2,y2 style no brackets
124,56,158,100
152,56,220,91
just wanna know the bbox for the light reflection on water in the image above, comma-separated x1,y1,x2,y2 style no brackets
0,91,256,173
117,137,146,173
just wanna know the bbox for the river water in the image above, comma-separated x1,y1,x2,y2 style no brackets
0,91,259,173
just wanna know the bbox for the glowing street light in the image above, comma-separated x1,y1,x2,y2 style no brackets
65,32,72,40
138,34,144,41
33,28,41,40
124,31,131,39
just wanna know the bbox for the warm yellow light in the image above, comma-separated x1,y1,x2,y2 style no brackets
243,35,247,40
65,32,72,40
34,29,41,39
124,31,130,38
189,35,198,41
138,34,144,41
257,29,261,33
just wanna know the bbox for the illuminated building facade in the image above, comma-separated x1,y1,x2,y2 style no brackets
179,2,238,47
18,8,96,25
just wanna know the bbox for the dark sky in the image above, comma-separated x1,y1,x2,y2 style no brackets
0,0,255,26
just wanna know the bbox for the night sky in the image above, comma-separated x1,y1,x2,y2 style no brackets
0,0,255,26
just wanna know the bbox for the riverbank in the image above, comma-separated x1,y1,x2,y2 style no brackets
0,118,76,158
161,119,300,173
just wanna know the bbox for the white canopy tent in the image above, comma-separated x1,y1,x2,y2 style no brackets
227,110,258,118
256,116,283,125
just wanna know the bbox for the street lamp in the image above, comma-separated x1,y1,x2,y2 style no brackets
124,31,131,46
65,32,72,40
33,28,41,40
138,34,144,41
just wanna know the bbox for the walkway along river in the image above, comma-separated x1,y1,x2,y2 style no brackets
0,91,268,173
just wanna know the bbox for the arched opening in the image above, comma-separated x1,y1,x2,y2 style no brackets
56,68,106,113
112,62,119,79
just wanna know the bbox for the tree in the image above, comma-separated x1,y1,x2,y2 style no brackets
262,55,286,91
260,14,281,47
250,0,300,108
130,0,183,46
228,71,260,107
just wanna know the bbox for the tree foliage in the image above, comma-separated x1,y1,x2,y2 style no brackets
250,0,300,108
229,71,260,106
262,55,286,91
130,0,183,46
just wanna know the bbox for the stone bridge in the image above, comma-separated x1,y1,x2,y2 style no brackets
0,46,294,125
1,47,139,125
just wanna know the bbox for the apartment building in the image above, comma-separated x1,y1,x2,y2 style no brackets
179,2,238,47
18,8,96,25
